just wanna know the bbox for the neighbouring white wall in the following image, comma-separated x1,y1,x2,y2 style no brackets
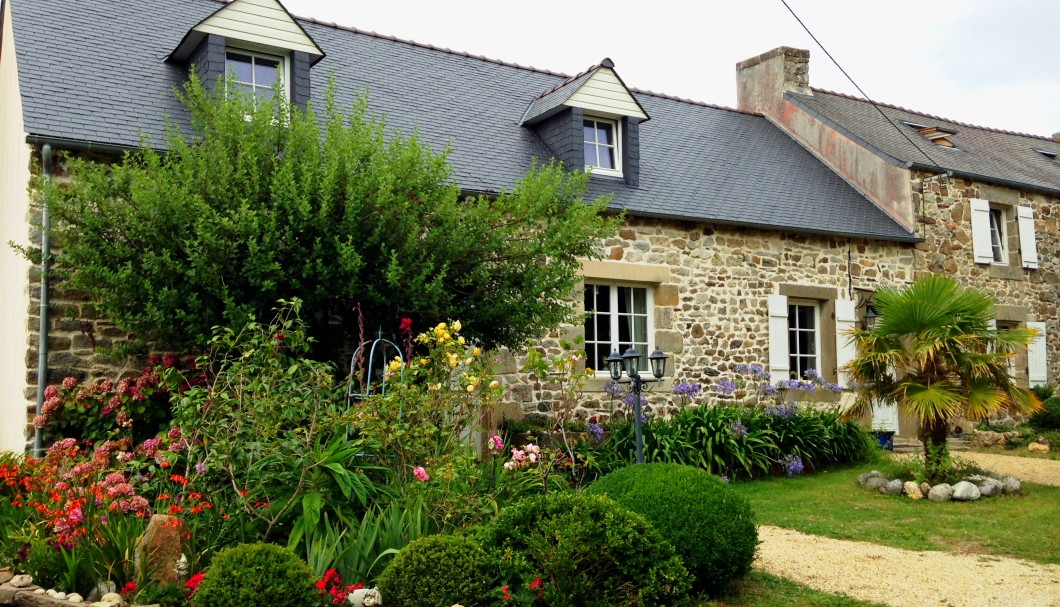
0,4,33,452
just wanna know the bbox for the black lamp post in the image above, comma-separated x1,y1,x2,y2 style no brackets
607,346,668,464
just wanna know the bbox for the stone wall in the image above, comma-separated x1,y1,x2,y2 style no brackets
493,215,916,422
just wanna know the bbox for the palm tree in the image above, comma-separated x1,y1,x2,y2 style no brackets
846,275,1040,481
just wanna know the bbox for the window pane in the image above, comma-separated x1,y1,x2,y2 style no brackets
596,315,610,342
633,316,646,342
594,285,610,312
597,123,613,145
618,315,632,343
632,288,647,313
593,345,611,371
254,58,279,87
799,306,815,329
617,287,631,314
598,146,614,169
584,143,597,166
226,53,253,82
584,122,596,142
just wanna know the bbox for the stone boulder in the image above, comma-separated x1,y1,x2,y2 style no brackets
879,479,904,495
1000,475,1022,495
951,480,981,501
928,483,953,502
1028,442,1050,453
919,482,931,496
858,470,883,485
864,476,887,491
903,481,923,500
134,514,186,585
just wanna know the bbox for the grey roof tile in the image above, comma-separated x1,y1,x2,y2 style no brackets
10,0,916,242
790,90,1060,195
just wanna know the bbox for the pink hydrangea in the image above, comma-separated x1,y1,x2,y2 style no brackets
62,376,79,390
44,385,60,399
413,466,430,482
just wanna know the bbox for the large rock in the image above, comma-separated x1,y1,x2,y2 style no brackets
858,471,883,485
951,481,981,501
1000,476,1022,495
903,481,923,499
928,483,953,502
1028,442,1050,453
864,476,887,491
879,479,904,495
134,515,186,585
9,574,33,588
919,482,931,496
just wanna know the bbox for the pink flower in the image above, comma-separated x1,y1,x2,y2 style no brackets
44,385,59,399
399,318,413,332
413,466,429,482
62,376,78,390
489,435,504,451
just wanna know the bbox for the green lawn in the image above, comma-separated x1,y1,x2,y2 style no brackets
729,460,1060,565
701,572,888,607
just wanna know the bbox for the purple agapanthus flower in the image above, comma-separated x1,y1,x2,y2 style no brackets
672,382,702,399
714,379,737,396
727,419,748,438
764,403,798,419
782,452,805,477
603,380,625,398
587,422,605,444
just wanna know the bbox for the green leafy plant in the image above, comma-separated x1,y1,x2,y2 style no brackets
189,542,322,607
476,491,693,607
586,463,758,596
376,534,498,607
1029,395,1060,430
175,300,383,542
38,73,619,360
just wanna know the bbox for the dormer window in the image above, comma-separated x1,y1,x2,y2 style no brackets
584,118,621,174
226,50,284,101
904,122,958,149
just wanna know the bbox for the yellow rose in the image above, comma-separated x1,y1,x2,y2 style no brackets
489,380,500,389
388,359,402,372
452,320,462,332
458,336,466,345
466,384,475,393
472,347,481,357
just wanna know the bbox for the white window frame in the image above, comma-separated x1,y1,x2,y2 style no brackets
988,207,1008,265
583,117,622,177
224,47,289,102
788,300,821,381
584,282,653,376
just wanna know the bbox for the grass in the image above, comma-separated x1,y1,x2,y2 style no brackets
729,459,1060,565
700,572,888,607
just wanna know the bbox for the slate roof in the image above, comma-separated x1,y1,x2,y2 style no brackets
789,90,1060,195
7,0,917,242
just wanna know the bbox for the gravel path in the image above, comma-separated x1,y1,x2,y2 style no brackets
756,526,1060,607
958,451,1060,486
756,454,1060,606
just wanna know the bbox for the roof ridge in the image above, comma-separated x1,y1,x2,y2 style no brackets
286,11,572,80
630,87,760,116
533,63,598,99
810,87,1059,143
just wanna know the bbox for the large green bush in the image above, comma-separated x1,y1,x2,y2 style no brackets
1029,395,1060,430
586,463,758,596
476,492,692,607
376,534,497,607
190,543,321,607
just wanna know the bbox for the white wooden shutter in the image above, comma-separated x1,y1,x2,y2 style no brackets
834,299,857,387
970,198,994,264
1028,321,1047,387
768,294,790,383
1017,206,1039,269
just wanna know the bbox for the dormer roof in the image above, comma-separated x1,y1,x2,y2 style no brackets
520,59,649,125
169,0,324,64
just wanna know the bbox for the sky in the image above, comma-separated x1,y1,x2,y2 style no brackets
282,0,1060,139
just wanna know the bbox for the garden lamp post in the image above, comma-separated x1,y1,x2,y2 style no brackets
607,347,668,464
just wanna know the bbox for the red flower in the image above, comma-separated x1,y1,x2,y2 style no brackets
530,576,542,590
399,318,413,332
501,585,511,601
120,582,136,596
185,572,205,599
275,332,285,341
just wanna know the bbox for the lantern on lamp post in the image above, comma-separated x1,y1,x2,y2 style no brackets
607,347,668,464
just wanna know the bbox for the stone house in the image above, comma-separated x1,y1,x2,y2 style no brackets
735,47,1060,436
1,0,1055,451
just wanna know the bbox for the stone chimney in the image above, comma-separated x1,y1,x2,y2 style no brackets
736,47,811,116
1053,132,1060,142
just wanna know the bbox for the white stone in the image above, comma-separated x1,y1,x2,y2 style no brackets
927,483,953,502
903,481,923,499
10,574,34,588
47,589,59,596
68,593,84,603
100,592,125,604
34,588,47,595
951,481,981,501
55,591,68,600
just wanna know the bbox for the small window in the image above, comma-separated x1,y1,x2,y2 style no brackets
788,301,820,380
584,283,651,374
226,50,282,101
904,122,958,149
583,118,621,174
988,207,1008,264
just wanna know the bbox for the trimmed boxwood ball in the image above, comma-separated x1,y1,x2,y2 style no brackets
189,542,320,607
476,491,693,607
376,534,498,607
586,463,758,596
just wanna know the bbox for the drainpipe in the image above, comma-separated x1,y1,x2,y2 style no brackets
32,144,53,457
